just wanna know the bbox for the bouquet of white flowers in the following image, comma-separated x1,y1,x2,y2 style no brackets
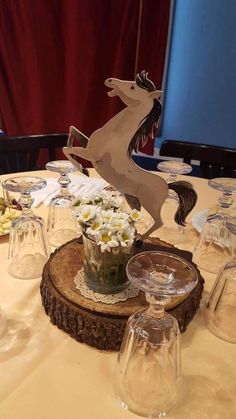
74,190,140,253
74,190,141,294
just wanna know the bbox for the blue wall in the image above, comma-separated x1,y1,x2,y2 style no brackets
157,0,236,149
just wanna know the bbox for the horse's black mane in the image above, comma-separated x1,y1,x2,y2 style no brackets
136,70,156,92
128,70,162,154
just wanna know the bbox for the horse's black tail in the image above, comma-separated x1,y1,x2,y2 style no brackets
168,181,197,226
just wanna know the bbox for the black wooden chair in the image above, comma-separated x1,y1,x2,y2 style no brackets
159,140,236,178
0,133,89,175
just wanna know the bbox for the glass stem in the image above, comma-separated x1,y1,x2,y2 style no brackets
167,173,179,201
19,192,33,215
219,192,233,213
59,172,70,196
167,173,177,184
145,293,171,318
231,233,236,262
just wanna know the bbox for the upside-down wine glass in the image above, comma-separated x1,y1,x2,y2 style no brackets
208,177,236,216
46,160,80,247
114,250,198,418
204,217,236,343
157,160,192,244
2,176,50,279
157,160,193,186
193,178,236,274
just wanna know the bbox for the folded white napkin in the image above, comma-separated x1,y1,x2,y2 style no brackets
32,175,108,207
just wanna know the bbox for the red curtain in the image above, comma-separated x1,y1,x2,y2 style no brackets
0,0,170,156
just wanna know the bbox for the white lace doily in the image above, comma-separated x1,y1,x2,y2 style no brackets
74,268,139,304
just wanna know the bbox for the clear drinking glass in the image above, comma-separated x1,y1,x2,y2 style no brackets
193,178,236,274
114,250,198,418
46,160,80,247
157,160,192,244
3,176,50,279
204,217,236,343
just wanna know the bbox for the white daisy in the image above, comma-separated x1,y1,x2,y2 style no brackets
101,209,115,222
108,217,127,232
73,189,139,252
96,230,119,252
86,216,104,236
117,226,136,247
75,204,98,223
129,209,142,222
112,211,130,221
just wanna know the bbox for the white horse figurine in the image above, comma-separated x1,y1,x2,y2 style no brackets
63,71,196,240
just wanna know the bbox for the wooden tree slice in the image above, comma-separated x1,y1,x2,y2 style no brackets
40,238,204,351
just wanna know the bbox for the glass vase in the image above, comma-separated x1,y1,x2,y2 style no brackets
82,232,134,294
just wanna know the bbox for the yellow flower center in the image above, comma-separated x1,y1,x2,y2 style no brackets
101,234,110,243
83,212,90,219
92,223,100,230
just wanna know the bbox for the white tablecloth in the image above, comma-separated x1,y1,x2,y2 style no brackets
0,169,236,419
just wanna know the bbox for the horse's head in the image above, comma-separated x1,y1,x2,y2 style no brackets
104,70,162,107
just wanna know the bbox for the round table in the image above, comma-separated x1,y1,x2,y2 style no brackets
0,169,236,419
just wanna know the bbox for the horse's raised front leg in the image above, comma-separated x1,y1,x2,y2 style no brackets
63,147,89,176
69,126,89,148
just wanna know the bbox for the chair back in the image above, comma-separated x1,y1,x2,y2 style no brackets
159,140,236,178
0,133,69,174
